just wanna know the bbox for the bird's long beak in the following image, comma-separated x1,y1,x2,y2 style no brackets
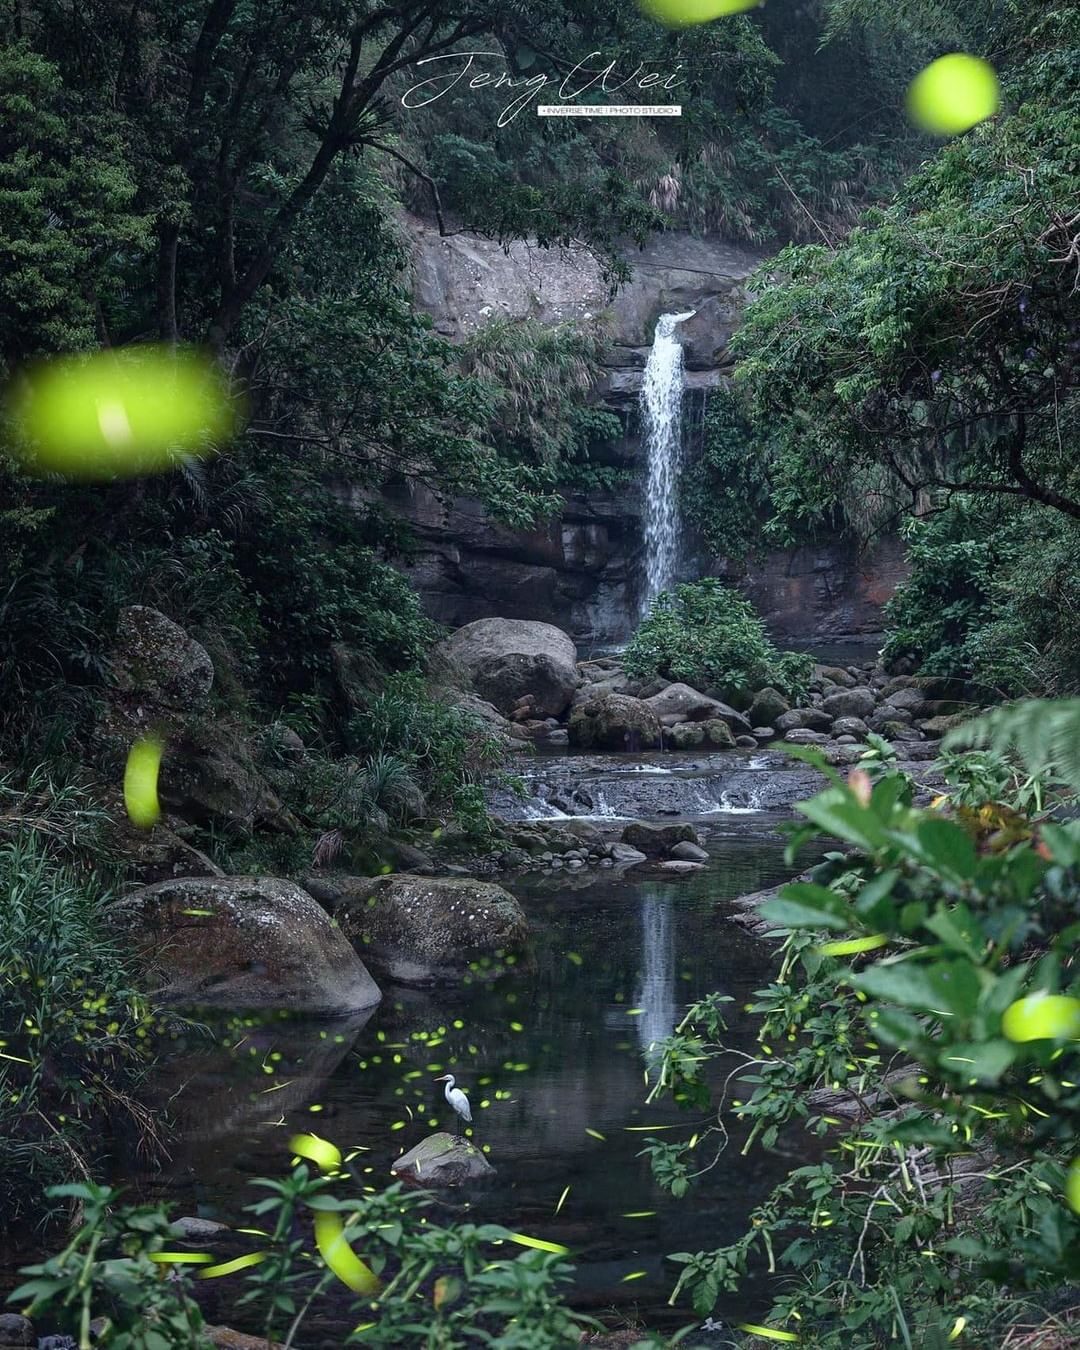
433,1074,449,1081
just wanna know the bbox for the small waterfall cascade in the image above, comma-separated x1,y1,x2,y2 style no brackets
640,309,695,612
636,892,677,1074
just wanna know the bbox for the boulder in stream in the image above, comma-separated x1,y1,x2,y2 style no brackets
110,876,381,1013
568,693,662,751
645,684,752,734
621,822,699,856
823,686,876,720
333,875,528,985
436,618,579,718
747,687,790,726
703,718,737,748
391,1131,495,1185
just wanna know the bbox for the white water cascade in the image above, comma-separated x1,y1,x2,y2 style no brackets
640,309,695,611
636,892,676,1075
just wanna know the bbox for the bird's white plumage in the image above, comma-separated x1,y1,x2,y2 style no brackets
439,1074,472,1123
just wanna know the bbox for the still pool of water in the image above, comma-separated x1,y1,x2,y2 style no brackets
105,835,803,1343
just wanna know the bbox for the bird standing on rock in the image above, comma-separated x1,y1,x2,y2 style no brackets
434,1074,472,1136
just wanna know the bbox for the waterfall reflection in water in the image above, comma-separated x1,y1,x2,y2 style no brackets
636,891,676,1073
73,847,807,1344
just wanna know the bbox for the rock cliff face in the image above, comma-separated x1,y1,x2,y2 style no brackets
378,213,903,646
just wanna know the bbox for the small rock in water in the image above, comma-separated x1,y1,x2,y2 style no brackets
670,841,708,863
173,1215,229,1239
391,1131,494,1186
735,735,758,748
658,860,705,873
609,842,648,866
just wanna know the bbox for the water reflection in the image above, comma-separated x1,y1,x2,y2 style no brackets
636,891,676,1073
100,838,803,1341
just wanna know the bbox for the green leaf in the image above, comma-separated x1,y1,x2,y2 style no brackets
759,882,852,931
909,817,977,881
923,903,981,958
853,958,982,1018
853,868,901,925
796,787,890,850
937,1039,1017,1083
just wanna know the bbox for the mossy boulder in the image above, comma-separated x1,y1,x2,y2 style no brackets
110,876,381,1013
747,687,790,727
568,693,662,751
702,718,737,747
391,1132,494,1186
111,605,214,709
621,822,699,856
334,875,528,986
669,721,704,749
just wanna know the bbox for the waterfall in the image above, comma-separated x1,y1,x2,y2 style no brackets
636,891,676,1075
640,310,695,611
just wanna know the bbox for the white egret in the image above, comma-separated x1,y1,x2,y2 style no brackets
434,1074,472,1136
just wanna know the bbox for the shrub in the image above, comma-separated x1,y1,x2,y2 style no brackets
623,578,813,703
645,731,1080,1346
15,1170,601,1349
883,503,1080,698
345,673,505,831
0,787,162,1220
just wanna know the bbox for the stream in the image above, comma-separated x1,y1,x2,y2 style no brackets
0,738,831,1345
102,772,810,1345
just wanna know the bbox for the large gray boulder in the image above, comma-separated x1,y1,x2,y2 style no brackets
568,693,662,751
882,686,927,716
110,877,381,1013
644,682,740,724
822,687,876,721
436,618,579,718
789,706,833,732
391,1132,494,1186
333,875,528,986
621,822,699,856
112,605,214,709
813,664,856,689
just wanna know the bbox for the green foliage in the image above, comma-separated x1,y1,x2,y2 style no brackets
0,40,149,373
11,1183,214,1348
461,318,621,478
943,697,1080,798
732,3,1080,544
680,388,772,560
345,673,505,834
646,727,1080,1346
395,3,917,250
0,789,160,1220
14,1169,597,1349
882,502,1080,696
881,505,1027,686
623,579,813,703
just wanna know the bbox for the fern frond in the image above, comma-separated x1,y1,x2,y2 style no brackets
942,699,1080,794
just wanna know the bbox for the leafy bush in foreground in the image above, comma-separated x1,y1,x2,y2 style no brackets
646,729,1080,1347
624,579,813,705
13,1172,602,1349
